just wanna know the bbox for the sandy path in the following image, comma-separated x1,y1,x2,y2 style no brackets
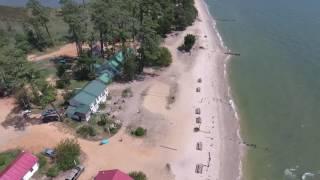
27,43,78,62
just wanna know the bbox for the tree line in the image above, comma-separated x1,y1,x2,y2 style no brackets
0,0,197,107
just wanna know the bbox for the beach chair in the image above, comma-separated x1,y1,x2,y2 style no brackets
195,164,204,174
196,117,202,124
196,142,203,151
195,108,201,115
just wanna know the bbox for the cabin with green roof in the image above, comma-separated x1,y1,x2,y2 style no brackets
66,49,133,121
67,80,109,121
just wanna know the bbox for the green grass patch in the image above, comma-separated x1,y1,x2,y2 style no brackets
0,149,21,171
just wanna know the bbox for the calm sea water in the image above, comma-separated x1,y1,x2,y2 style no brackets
206,0,320,179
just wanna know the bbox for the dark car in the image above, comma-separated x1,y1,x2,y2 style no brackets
42,148,56,158
42,114,59,123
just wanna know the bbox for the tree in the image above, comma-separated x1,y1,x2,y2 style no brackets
122,54,137,81
90,0,113,57
55,138,81,171
138,16,161,70
26,0,52,41
60,0,88,56
73,54,96,80
174,0,198,30
129,171,147,180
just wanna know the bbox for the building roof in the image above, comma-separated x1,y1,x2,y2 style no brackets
71,91,97,106
95,169,133,180
98,73,112,85
70,80,107,105
0,152,38,180
82,80,107,97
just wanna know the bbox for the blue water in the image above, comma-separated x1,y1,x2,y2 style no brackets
206,0,320,179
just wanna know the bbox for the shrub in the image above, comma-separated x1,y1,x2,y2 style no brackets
122,87,133,98
178,34,196,52
77,125,96,138
56,80,66,89
129,171,147,180
46,165,59,177
110,127,118,134
156,47,172,67
97,115,107,126
99,103,106,110
37,154,47,170
55,138,81,171
132,127,146,137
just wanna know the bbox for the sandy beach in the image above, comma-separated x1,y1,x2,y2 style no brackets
0,0,240,179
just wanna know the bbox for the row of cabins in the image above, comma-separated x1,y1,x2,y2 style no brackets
66,50,128,121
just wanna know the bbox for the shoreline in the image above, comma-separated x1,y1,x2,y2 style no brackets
196,0,243,179
168,0,242,179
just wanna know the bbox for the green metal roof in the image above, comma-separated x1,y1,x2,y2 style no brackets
98,73,112,84
114,51,124,64
82,80,107,97
110,60,120,69
71,91,96,105
75,104,91,114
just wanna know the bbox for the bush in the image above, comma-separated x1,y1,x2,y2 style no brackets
56,80,66,89
37,154,47,170
46,165,59,177
132,127,146,137
156,47,172,67
110,127,118,134
122,87,133,98
178,34,196,52
129,171,147,180
99,103,106,110
55,138,81,171
97,115,107,126
77,125,96,138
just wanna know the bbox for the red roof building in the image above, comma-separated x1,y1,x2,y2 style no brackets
95,169,133,180
0,151,39,180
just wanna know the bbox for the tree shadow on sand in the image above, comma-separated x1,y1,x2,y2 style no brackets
1,106,41,131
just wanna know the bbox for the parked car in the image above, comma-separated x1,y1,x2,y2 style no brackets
41,109,57,116
42,148,56,158
65,165,85,180
42,114,59,123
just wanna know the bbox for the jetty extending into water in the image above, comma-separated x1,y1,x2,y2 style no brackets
224,52,241,56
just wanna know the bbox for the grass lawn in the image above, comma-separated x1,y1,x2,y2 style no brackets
0,149,21,171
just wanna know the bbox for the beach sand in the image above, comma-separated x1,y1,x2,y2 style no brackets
0,0,240,179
